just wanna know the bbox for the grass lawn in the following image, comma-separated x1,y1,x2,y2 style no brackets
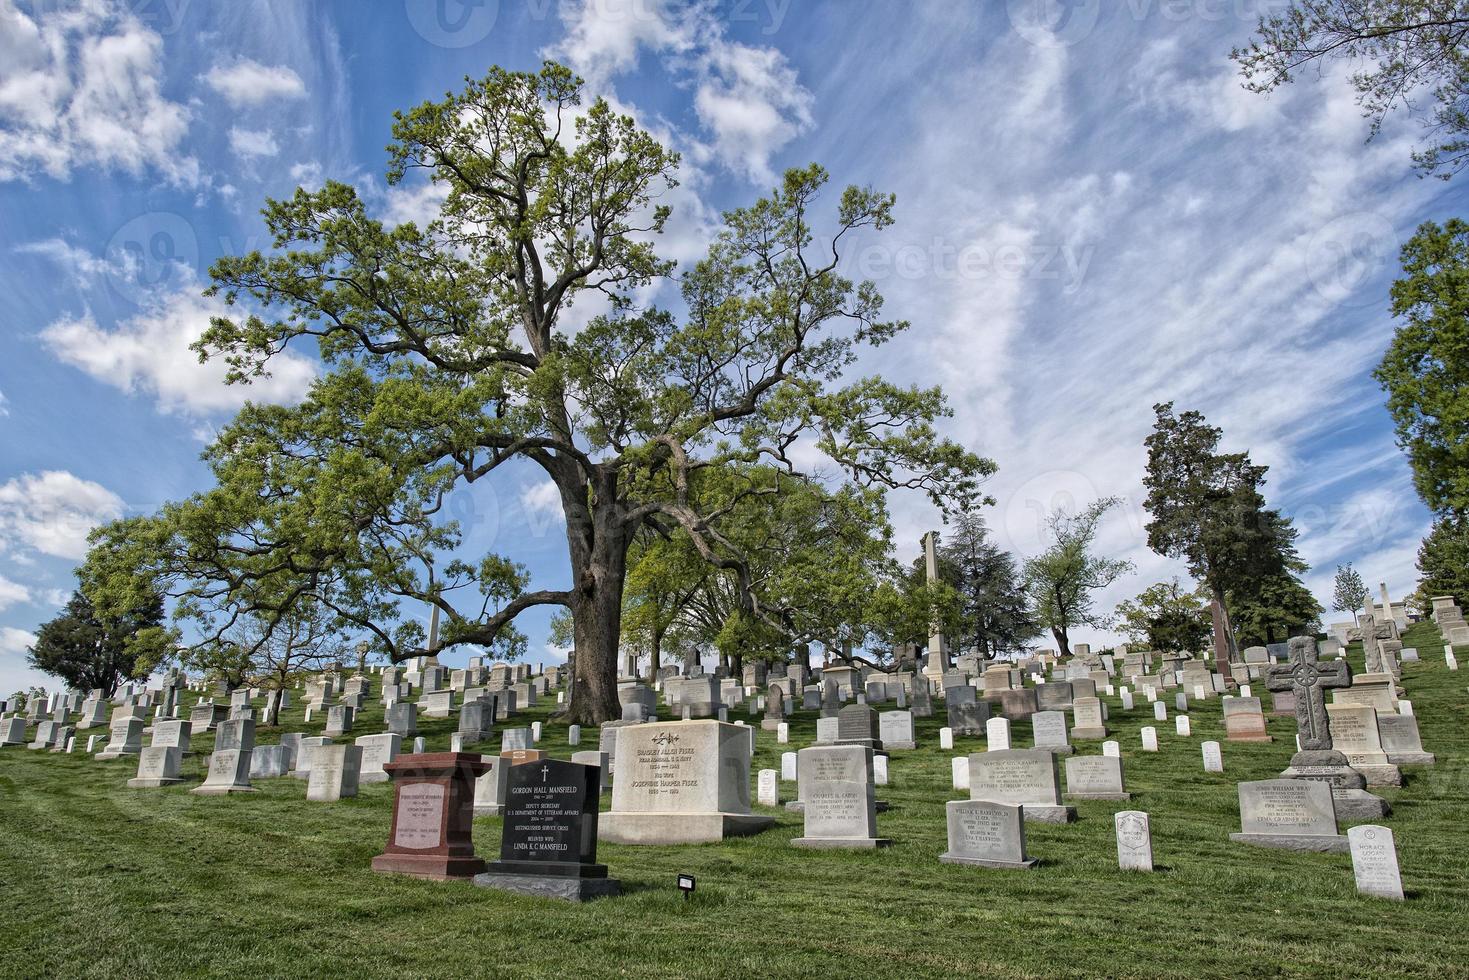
3,622,1468,979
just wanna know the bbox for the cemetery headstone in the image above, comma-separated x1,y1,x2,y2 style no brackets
939,800,1036,869
1114,810,1154,871
1230,779,1347,852
373,752,491,880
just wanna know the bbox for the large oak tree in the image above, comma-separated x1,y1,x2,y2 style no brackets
83,64,991,724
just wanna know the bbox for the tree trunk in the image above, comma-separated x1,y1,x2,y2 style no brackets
1051,625,1071,659
1210,584,1239,660
563,469,630,726
648,627,663,686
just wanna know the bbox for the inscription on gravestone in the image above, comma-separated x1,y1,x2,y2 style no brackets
394,784,447,850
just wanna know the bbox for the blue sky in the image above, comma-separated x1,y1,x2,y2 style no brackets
0,0,1460,695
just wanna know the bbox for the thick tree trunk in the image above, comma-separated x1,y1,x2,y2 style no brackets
648,627,663,686
1210,584,1239,660
563,469,630,726
1051,625,1071,659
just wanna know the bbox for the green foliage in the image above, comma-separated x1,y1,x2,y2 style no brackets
1233,2,1469,176
932,511,1038,657
1375,219,1469,514
1113,578,1212,653
1142,402,1307,653
1022,498,1133,656
1332,563,1369,620
81,63,993,723
26,589,172,694
1414,513,1469,609
1229,572,1324,647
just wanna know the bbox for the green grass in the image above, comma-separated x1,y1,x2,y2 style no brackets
3,623,1468,979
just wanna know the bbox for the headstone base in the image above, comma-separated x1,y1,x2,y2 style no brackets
939,852,1038,870
760,719,782,731
882,740,916,751
1351,763,1402,788
1225,733,1274,743
1020,805,1076,824
190,784,256,795
1036,744,1075,755
1331,788,1392,821
1229,832,1348,853
95,750,140,761
473,802,505,817
127,776,185,788
1065,791,1130,801
598,811,774,845
473,871,622,901
371,853,486,881
1070,727,1107,741
791,836,891,850
1385,750,1435,766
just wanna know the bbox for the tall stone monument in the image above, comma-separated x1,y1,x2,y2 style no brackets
921,531,950,689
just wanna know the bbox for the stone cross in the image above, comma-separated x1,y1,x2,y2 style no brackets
1359,606,1382,674
1266,636,1351,751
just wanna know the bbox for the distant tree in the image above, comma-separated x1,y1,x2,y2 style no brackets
1114,578,1212,653
1414,513,1469,609
1230,572,1324,647
27,589,171,694
620,532,704,682
185,603,352,690
1375,219,1469,514
1143,402,1302,659
1232,1,1469,176
1332,563,1370,623
937,510,1041,658
1022,498,1133,658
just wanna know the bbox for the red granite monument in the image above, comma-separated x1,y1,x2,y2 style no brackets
372,752,490,880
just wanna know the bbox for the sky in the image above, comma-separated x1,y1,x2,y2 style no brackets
0,0,1460,696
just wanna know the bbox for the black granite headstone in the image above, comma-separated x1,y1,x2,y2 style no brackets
474,759,620,900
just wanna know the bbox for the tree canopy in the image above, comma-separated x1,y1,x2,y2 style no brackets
81,63,992,724
27,589,170,694
1233,1,1469,177
1376,219,1469,516
1142,402,1305,657
1332,563,1369,622
1022,497,1133,658
1114,578,1212,654
1414,513,1469,609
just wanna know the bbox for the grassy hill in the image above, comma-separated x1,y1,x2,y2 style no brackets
2,622,1466,979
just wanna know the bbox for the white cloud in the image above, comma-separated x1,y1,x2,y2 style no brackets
41,286,317,416
521,480,563,522
0,574,30,611
691,41,813,183
0,388,7,417
228,126,280,160
0,625,45,699
0,626,35,657
202,58,306,108
14,236,138,285
549,0,811,182
0,471,125,561
0,0,196,184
